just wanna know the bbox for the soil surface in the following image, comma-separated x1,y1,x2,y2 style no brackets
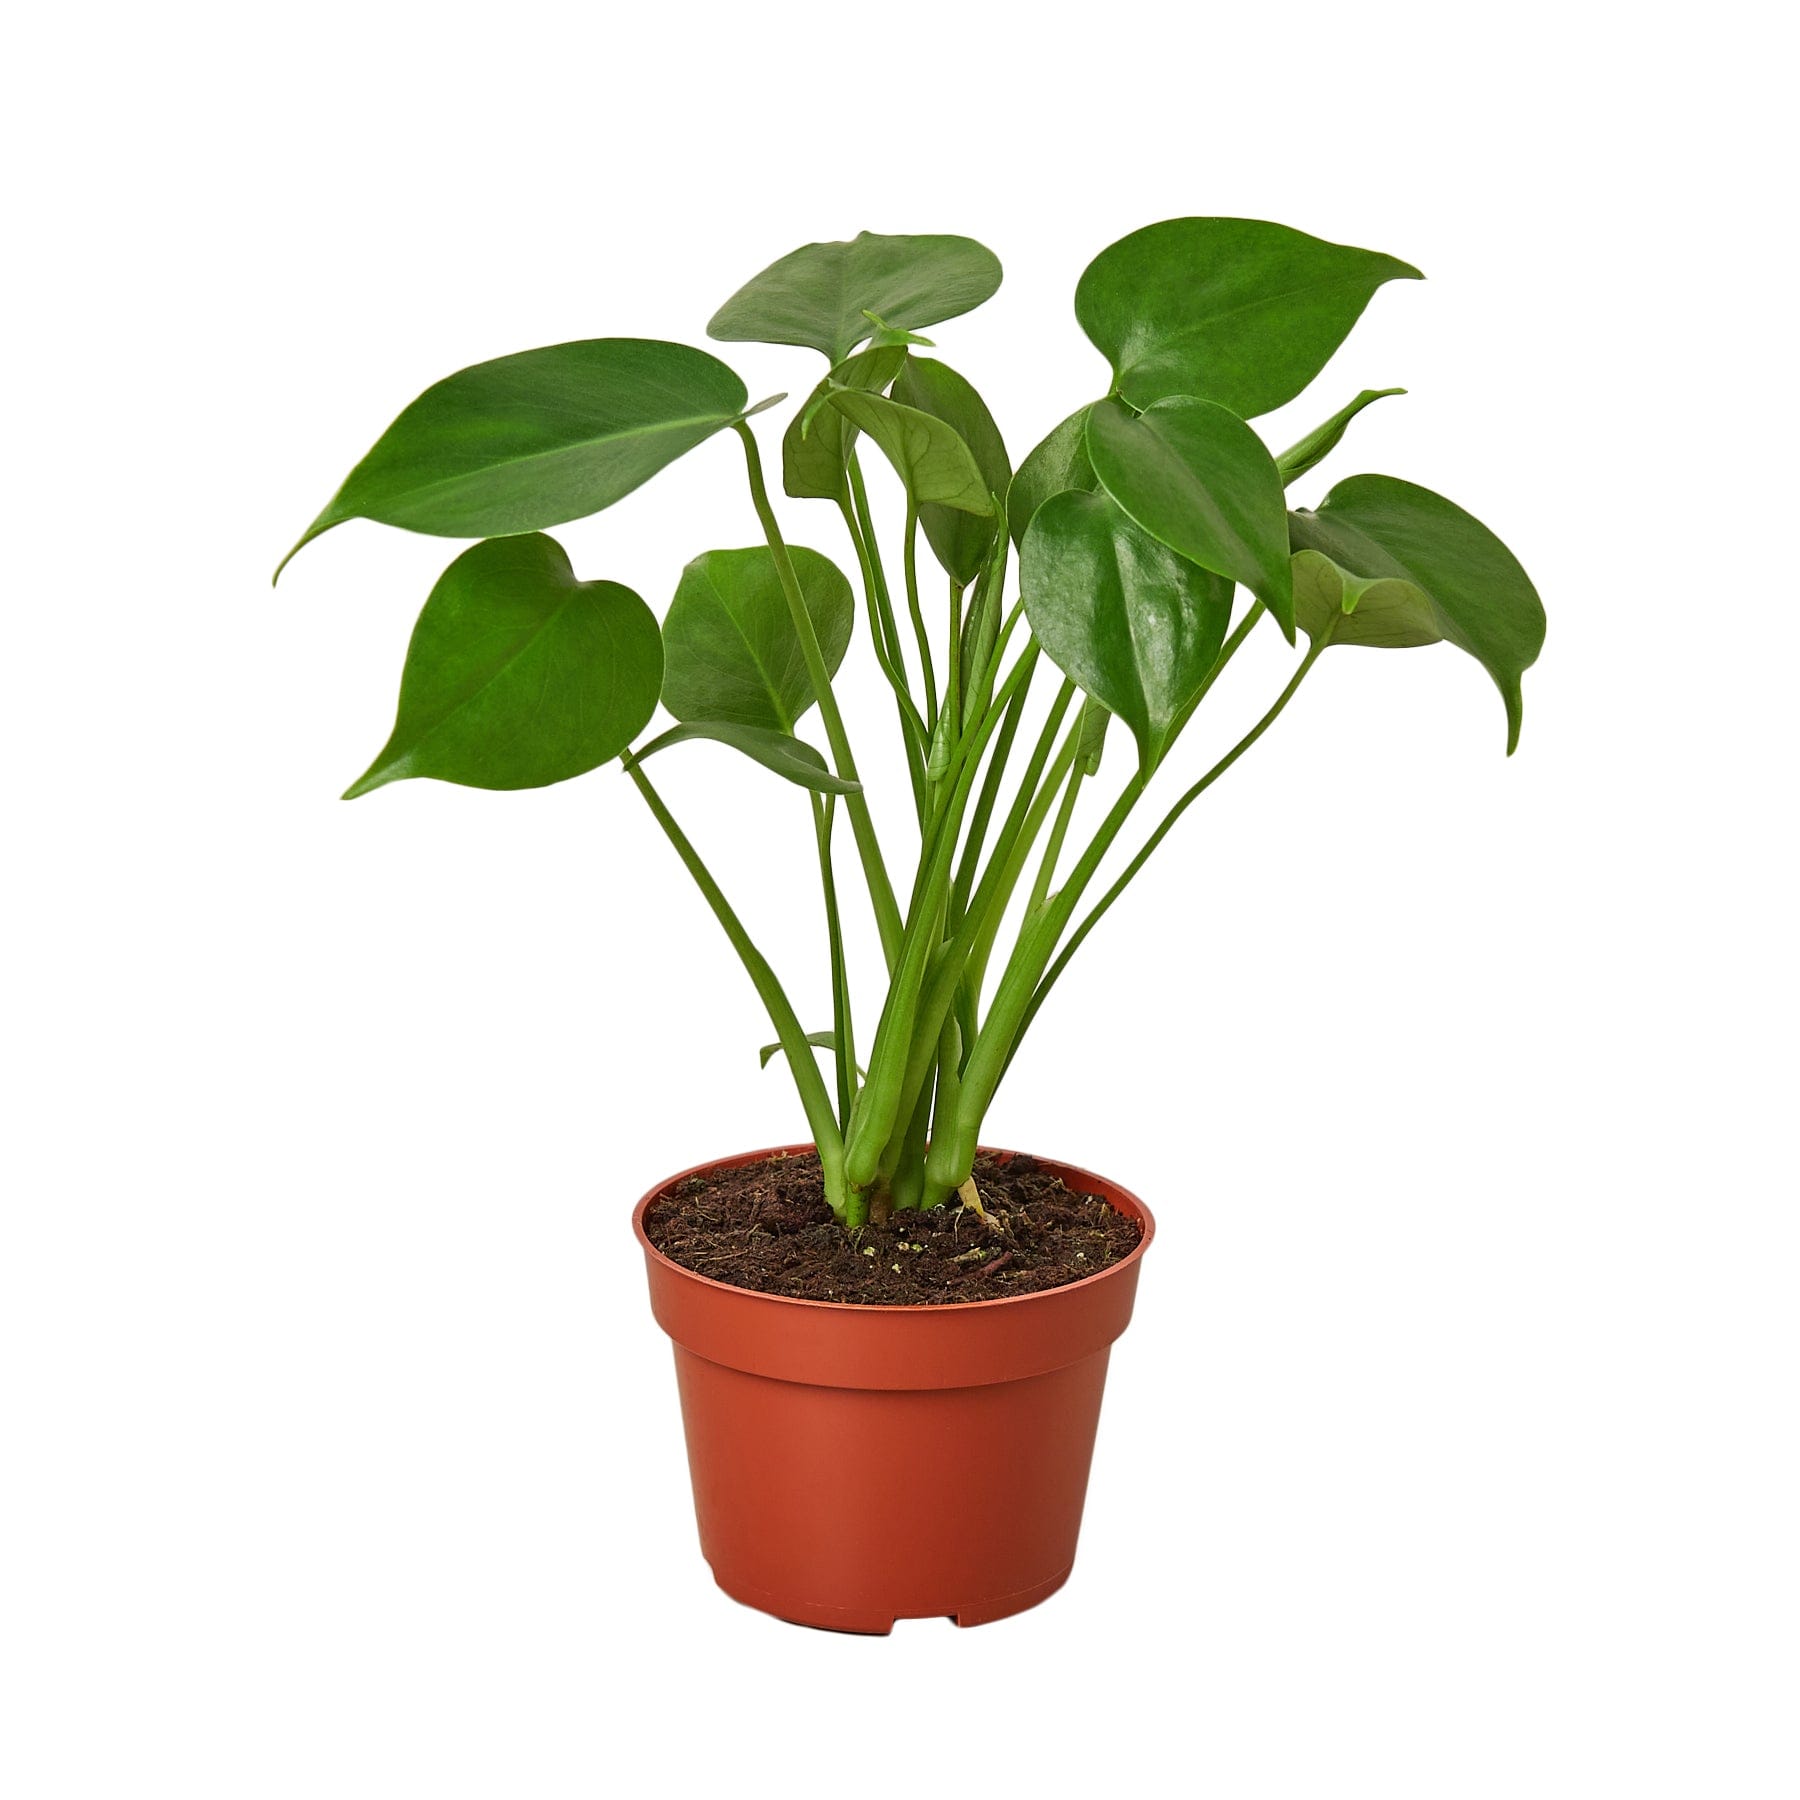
643,1150,1142,1305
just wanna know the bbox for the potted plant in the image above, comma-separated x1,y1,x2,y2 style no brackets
278,217,1546,1632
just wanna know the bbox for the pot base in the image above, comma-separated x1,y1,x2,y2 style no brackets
708,1562,1074,1635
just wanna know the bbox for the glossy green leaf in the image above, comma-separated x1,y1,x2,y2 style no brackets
1075,218,1421,417
1021,490,1233,776
891,356,1012,583
782,346,907,502
708,232,1003,363
1276,388,1404,484
1289,475,1546,752
1290,551,1440,647
660,545,853,733
1086,396,1294,635
278,339,747,577
823,390,992,515
633,721,859,794
1006,406,1098,546
344,535,661,798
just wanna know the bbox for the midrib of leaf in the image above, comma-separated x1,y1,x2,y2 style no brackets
403,583,584,751
343,408,738,521
1118,270,1402,381
703,573,797,734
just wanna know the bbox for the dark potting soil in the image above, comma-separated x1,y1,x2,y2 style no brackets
643,1150,1142,1305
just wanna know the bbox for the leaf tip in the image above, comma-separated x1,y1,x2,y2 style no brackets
273,512,337,586
341,758,398,801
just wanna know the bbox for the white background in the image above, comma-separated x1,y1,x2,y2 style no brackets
5,3,1794,1795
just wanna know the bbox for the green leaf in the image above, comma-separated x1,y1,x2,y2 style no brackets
1290,551,1440,647
659,545,853,733
760,1030,864,1075
1007,406,1098,547
708,232,1003,363
277,339,748,577
633,721,859,794
1289,475,1547,752
1021,490,1233,776
1075,218,1421,417
1086,396,1294,636
1276,388,1404,484
782,346,907,502
344,535,661,798
891,356,1012,583
823,390,992,515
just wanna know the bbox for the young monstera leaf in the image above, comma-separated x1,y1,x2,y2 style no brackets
1007,406,1098,547
277,339,751,578
783,346,908,502
891,356,1012,584
344,534,662,798
1085,396,1294,635
1076,218,1421,418
708,231,1002,363
659,545,854,734
823,389,993,515
1021,489,1233,776
1277,388,1406,485
1288,475,1546,752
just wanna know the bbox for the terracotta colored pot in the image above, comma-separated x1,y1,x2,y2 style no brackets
634,1144,1154,1633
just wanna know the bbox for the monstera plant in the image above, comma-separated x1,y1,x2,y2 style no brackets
280,219,1546,1631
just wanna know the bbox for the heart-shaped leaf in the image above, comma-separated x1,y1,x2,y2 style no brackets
660,545,853,733
278,339,748,577
633,721,858,794
1289,475,1546,752
344,535,661,798
823,390,992,515
1007,406,1098,546
782,346,907,502
708,231,1003,363
1021,490,1233,776
891,356,1012,583
1075,218,1421,417
1290,550,1441,647
1086,396,1294,636
1277,388,1405,484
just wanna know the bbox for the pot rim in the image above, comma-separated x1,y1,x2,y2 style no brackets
632,1141,1155,1316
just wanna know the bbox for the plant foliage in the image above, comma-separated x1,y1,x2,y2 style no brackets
280,220,1546,1224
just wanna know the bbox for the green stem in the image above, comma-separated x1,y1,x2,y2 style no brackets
1004,631,1331,1080
902,500,938,730
947,667,1031,932
736,422,903,969
842,649,1039,1191
926,777,1147,1195
947,579,964,753
837,491,926,817
886,1073,936,1214
877,698,1082,1180
625,756,847,1211
849,455,901,665
812,794,855,1129
1023,708,1090,922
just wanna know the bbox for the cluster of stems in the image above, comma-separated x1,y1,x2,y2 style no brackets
626,419,1329,1228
